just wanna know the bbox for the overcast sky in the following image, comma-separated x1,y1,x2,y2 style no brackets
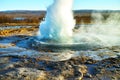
0,0,120,11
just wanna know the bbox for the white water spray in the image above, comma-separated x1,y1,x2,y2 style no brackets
38,0,75,43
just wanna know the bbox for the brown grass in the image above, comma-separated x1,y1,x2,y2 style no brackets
0,27,38,37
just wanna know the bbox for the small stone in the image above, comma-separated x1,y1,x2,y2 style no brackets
112,76,117,80
84,73,92,78
113,64,120,68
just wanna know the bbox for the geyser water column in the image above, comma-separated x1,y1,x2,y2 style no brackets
38,0,75,43
31,0,100,51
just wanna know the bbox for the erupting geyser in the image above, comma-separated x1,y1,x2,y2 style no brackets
38,0,75,43
32,0,99,51
30,0,120,51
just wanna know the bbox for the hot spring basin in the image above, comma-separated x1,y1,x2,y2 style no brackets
29,37,102,52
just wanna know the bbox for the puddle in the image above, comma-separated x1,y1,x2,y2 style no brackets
0,26,32,30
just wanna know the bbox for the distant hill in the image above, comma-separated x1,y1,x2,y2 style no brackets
0,10,46,16
74,10,120,13
0,10,120,15
74,10,120,16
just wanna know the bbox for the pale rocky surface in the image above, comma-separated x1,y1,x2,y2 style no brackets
0,55,120,80
0,28,120,80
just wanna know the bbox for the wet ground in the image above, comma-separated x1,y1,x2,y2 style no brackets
0,27,120,80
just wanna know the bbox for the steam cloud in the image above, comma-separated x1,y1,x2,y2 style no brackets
74,12,120,46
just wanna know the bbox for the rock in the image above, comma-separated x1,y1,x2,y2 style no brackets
6,68,46,80
0,52,120,80
73,65,87,80
0,57,10,63
84,73,92,78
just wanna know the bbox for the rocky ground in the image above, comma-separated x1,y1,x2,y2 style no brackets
0,55,120,80
0,27,120,80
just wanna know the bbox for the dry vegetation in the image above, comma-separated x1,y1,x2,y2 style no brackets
0,11,45,26
0,10,93,27
0,27,38,37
